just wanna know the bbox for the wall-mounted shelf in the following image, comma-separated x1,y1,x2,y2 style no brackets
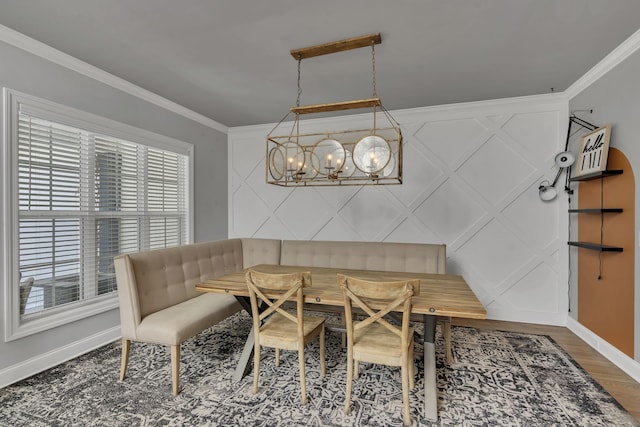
568,169,624,253
569,208,623,213
569,169,623,182
567,241,623,252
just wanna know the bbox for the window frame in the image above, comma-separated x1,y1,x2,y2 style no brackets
2,88,194,341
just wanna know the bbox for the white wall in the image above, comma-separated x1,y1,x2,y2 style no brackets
229,95,569,325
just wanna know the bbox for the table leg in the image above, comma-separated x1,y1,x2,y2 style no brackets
423,314,438,421
233,326,255,382
231,296,255,383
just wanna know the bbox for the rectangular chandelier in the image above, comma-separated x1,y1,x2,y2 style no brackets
266,34,403,187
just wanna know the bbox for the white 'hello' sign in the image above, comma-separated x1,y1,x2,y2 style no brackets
575,125,611,176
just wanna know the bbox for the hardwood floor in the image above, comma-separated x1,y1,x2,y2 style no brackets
453,318,640,421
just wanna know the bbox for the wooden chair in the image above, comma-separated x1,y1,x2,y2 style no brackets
338,273,419,427
245,269,326,404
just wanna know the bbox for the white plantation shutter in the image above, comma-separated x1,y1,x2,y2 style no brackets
15,111,190,316
147,147,188,250
18,117,84,311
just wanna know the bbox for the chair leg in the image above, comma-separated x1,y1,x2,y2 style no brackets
345,347,353,414
171,344,180,396
253,341,261,394
275,348,280,367
320,325,326,376
354,360,359,379
409,341,415,389
298,341,307,404
401,355,411,426
120,338,130,381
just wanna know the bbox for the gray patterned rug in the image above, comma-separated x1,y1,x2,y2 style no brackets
1,311,638,426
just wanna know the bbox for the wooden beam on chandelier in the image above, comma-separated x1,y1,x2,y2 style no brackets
291,98,381,115
290,33,382,60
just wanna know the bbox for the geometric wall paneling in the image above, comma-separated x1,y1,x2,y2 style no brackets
274,189,333,240
313,185,361,211
491,255,557,303
501,110,562,165
228,96,569,325
231,185,272,236
454,218,536,290
253,216,297,240
383,216,442,245
389,140,444,207
503,263,560,313
231,170,243,193
502,182,560,249
456,134,536,206
337,187,405,241
231,134,266,176
312,215,363,242
244,161,290,208
412,178,487,246
414,117,489,168
487,114,507,125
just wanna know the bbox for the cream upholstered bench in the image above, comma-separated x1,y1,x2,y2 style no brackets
114,239,245,395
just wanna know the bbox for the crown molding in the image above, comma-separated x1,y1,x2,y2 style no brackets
0,24,228,134
230,93,568,135
390,93,568,124
565,28,640,100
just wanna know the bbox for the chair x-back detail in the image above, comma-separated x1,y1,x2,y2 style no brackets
338,273,420,426
245,269,326,404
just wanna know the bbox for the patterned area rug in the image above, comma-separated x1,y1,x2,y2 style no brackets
1,311,638,426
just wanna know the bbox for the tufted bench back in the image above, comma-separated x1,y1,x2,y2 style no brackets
241,238,281,268
115,239,244,335
280,240,446,274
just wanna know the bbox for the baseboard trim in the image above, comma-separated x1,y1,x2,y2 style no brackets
0,326,121,389
566,317,640,383
486,309,567,327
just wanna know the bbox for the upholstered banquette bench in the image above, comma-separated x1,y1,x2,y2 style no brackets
114,238,446,395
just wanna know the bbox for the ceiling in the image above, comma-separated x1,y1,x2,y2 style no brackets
1,1,640,128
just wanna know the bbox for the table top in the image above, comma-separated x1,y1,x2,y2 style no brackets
196,264,486,319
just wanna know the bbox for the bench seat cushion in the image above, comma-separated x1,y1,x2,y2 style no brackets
135,293,240,345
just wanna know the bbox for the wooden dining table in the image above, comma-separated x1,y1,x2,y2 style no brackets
196,264,486,421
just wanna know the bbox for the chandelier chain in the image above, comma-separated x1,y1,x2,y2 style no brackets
296,58,302,108
371,44,377,98
372,43,378,133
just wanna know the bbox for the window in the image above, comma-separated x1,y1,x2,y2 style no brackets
3,89,193,340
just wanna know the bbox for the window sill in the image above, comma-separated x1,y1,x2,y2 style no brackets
5,293,119,342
